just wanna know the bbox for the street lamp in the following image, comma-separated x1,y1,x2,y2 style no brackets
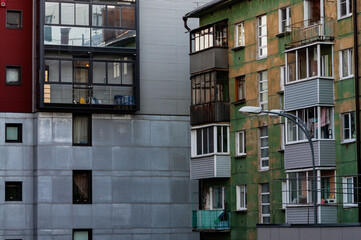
239,106,318,224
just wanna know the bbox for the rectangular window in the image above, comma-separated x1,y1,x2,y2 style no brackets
259,71,268,110
260,127,269,170
6,66,21,85
343,177,357,206
73,170,92,204
6,10,22,29
342,112,355,142
257,15,267,58
73,114,91,146
236,131,246,156
5,181,22,201
211,187,225,209
260,183,270,223
279,7,291,33
235,76,245,101
280,124,285,150
338,0,352,18
5,123,22,143
235,22,245,47
73,229,92,240
280,66,285,91
236,185,247,210
340,49,354,79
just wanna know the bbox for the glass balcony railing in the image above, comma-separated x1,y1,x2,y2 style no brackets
192,210,230,231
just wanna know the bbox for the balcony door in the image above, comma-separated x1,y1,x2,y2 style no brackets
304,0,321,26
73,60,90,104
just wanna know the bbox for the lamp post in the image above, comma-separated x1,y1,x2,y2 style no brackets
239,106,318,224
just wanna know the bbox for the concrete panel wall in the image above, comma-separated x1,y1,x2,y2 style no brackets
35,112,198,240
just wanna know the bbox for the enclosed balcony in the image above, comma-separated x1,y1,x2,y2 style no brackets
285,43,333,111
189,21,228,74
192,210,230,232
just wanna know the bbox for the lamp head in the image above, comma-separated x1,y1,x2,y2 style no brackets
239,106,263,114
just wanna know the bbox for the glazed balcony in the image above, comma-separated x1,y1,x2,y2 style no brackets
190,102,230,125
190,47,228,74
192,210,230,232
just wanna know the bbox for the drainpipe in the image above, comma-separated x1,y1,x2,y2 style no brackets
353,0,361,222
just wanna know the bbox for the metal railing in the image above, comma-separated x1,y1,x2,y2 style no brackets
192,210,230,231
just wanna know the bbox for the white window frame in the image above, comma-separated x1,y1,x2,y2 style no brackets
278,7,291,33
235,22,245,47
341,112,355,142
280,66,285,91
260,127,269,171
210,186,225,210
236,185,247,211
343,177,357,207
282,181,288,209
236,131,246,156
260,183,270,223
280,124,285,150
338,0,352,19
259,71,268,111
339,48,353,79
257,15,267,59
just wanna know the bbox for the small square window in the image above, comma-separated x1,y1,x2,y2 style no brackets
73,229,92,240
6,10,22,29
6,66,21,85
5,123,22,143
73,114,91,146
73,170,92,204
5,181,22,201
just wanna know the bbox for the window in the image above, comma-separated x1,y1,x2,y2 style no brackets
260,183,270,223
73,170,92,204
236,131,246,156
280,66,285,91
201,186,226,210
304,0,320,26
5,123,22,143
190,21,227,53
6,10,22,29
6,66,21,85
191,125,229,157
280,124,285,150
279,7,291,33
236,185,247,210
235,22,245,47
259,71,268,110
343,177,357,206
73,114,91,146
73,229,92,240
260,127,269,170
340,49,353,79
342,112,355,142
282,181,287,209
5,182,22,201
235,76,245,101
338,0,352,18
257,15,267,58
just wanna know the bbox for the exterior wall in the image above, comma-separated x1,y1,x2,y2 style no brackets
35,112,197,240
0,113,34,240
0,0,33,113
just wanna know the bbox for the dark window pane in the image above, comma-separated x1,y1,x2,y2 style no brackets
7,11,22,28
197,129,202,155
121,6,135,28
5,123,22,143
73,115,91,145
73,171,92,204
5,182,22,201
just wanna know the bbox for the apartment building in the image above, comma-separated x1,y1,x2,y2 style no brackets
184,0,361,239
0,0,201,240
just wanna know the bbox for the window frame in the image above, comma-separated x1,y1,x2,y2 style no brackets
73,114,92,146
5,181,22,201
236,185,247,211
235,75,245,101
341,112,355,142
280,66,285,91
236,131,246,156
343,176,357,207
259,71,268,111
6,10,22,29
260,183,270,223
278,6,291,34
73,229,92,240
5,65,22,86
73,170,92,204
339,48,354,79
235,22,245,47
338,0,352,19
260,126,269,171
5,123,22,143
210,186,225,210
257,15,267,59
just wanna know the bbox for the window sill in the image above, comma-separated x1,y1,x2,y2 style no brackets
234,209,247,212
232,99,246,105
277,90,284,94
276,31,291,38
232,45,245,51
339,75,354,81
341,139,356,144
343,204,358,208
338,14,352,21
277,149,284,153
259,168,269,172
257,55,267,60
235,154,247,159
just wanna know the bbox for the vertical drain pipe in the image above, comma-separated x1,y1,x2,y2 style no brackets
353,0,361,222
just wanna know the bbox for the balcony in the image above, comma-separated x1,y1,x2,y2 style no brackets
286,205,337,224
190,102,230,125
287,17,334,48
190,154,230,179
192,210,230,232
190,47,228,74
285,140,335,170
